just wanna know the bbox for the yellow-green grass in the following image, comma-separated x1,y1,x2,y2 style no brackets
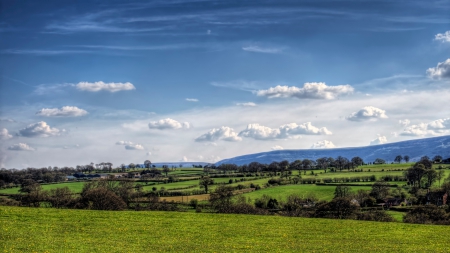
386,211,405,222
242,184,373,202
2,206,450,252
0,181,86,194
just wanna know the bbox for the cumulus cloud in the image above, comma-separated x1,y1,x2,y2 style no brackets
76,81,136,92
256,82,354,100
186,98,199,102
19,121,62,137
401,123,431,136
8,143,35,151
239,122,331,140
427,118,450,130
36,106,88,117
148,118,190,130
399,119,410,127
271,145,284,150
125,144,144,150
427,59,450,80
400,118,450,136
236,102,256,107
435,31,450,43
369,135,388,145
181,156,188,162
311,140,336,149
195,126,242,142
242,46,283,54
0,128,13,140
346,106,388,122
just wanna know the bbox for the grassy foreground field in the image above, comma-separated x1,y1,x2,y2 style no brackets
1,206,450,252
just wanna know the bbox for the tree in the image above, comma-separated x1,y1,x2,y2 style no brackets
373,158,386,165
128,163,136,170
403,155,410,163
268,162,280,174
405,163,426,188
209,185,234,212
316,157,329,172
394,155,403,164
289,160,302,174
199,176,214,194
424,169,438,188
144,160,152,169
334,185,352,199
162,166,170,177
433,155,443,163
335,156,346,171
48,187,75,208
301,159,313,174
370,182,390,200
351,157,364,167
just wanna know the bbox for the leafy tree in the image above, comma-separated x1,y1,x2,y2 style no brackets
334,185,352,199
144,160,152,169
315,197,359,219
199,176,214,194
403,155,410,163
209,185,234,212
48,187,75,208
335,156,347,171
433,155,443,163
370,181,390,200
163,166,170,177
351,157,364,167
405,163,426,187
128,163,136,170
420,156,430,162
316,157,329,172
424,169,438,188
394,155,403,164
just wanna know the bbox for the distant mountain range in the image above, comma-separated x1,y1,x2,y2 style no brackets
216,135,450,166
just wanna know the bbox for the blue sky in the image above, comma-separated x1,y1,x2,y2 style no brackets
1,0,450,168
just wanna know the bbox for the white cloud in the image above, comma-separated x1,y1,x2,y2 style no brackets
186,98,199,102
271,145,284,150
346,106,388,122
36,106,88,117
435,31,450,43
239,122,331,140
399,119,410,127
242,46,283,54
427,59,450,80
0,128,13,140
116,141,134,145
279,122,332,136
401,123,431,136
256,82,354,100
181,156,188,162
427,118,450,130
125,144,144,150
19,121,62,137
8,143,35,151
369,135,388,145
76,81,136,92
195,126,242,142
400,118,450,136
148,118,190,130
236,102,256,107
311,140,336,149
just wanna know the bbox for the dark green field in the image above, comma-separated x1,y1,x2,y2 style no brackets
1,206,450,252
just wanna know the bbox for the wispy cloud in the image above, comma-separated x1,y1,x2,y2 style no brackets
211,80,260,92
242,46,284,54
1,49,90,55
186,98,199,102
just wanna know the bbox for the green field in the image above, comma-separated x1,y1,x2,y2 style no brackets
241,184,373,201
1,206,450,252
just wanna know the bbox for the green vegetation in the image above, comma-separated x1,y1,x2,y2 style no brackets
1,206,449,252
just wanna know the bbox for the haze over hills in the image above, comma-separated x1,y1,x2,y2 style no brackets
216,136,450,166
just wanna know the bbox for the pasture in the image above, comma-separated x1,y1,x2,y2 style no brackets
1,206,450,252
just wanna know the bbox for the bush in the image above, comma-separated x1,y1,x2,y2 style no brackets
356,210,395,222
404,205,450,225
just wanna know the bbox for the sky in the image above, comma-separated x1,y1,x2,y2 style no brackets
0,0,450,169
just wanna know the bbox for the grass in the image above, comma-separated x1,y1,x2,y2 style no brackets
1,206,450,252
241,184,373,201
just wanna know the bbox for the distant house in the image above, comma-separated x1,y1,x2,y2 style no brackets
378,198,403,209
426,190,448,206
66,176,76,181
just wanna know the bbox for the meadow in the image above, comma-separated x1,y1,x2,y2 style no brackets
1,206,449,252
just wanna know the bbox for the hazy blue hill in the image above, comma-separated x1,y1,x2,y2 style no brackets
216,135,450,165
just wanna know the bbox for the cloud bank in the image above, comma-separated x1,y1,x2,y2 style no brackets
346,106,388,122
427,59,450,80
148,118,190,130
36,106,88,117
195,126,242,142
19,122,62,137
8,143,35,151
311,140,336,149
369,136,388,145
238,122,332,140
76,81,136,92
256,82,353,100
